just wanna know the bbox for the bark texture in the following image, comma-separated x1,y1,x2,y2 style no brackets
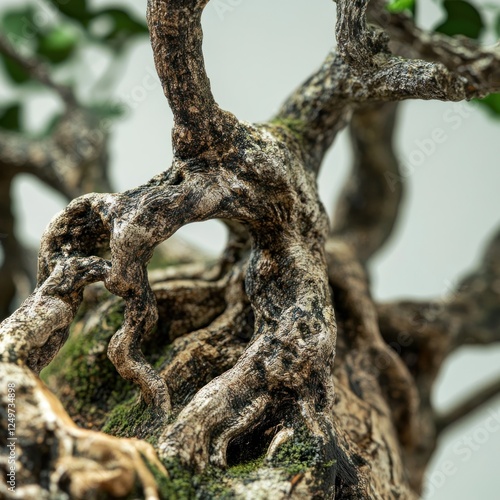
1,1,500,499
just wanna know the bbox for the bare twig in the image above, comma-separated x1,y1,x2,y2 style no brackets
435,377,500,434
0,34,76,106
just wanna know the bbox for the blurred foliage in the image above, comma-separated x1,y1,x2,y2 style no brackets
92,8,148,48
387,0,416,15
434,0,485,39
0,1,148,134
475,93,500,120
0,103,21,131
1,54,30,85
37,25,79,64
49,0,92,27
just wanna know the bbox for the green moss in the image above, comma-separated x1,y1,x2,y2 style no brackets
226,456,265,478
269,118,308,144
140,457,265,500
270,426,322,476
148,457,236,500
40,290,178,433
41,299,135,427
102,397,142,435
102,397,170,446
191,456,265,499
196,471,233,499
144,457,197,500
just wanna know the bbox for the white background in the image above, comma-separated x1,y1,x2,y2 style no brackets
1,1,499,498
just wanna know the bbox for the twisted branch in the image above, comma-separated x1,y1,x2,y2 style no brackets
331,102,403,263
382,10,500,95
147,0,239,157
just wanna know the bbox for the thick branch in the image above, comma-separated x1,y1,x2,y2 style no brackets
383,11,500,96
147,0,239,157
377,226,500,358
274,0,493,171
336,0,390,69
0,109,111,199
325,238,419,449
331,102,402,263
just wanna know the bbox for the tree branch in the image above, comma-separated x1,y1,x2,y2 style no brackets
336,0,390,69
382,11,500,96
0,34,76,106
0,108,111,200
147,0,239,157
331,102,403,263
274,0,497,172
377,225,500,357
435,377,500,435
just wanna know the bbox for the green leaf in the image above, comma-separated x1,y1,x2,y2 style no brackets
1,7,36,47
434,0,485,39
495,12,500,39
0,103,22,131
37,25,79,64
48,0,91,26
91,8,148,49
0,54,30,84
87,102,126,120
474,93,500,120
386,0,415,14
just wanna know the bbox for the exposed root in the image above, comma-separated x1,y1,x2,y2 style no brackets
158,297,337,471
160,267,251,409
153,277,228,342
0,363,165,500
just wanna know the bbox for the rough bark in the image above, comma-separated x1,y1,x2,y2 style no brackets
1,1,499,499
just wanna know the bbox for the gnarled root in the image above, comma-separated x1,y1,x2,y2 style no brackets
0,363,165,500
158,300,337,471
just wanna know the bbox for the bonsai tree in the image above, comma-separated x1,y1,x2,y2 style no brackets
1,0,499,498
